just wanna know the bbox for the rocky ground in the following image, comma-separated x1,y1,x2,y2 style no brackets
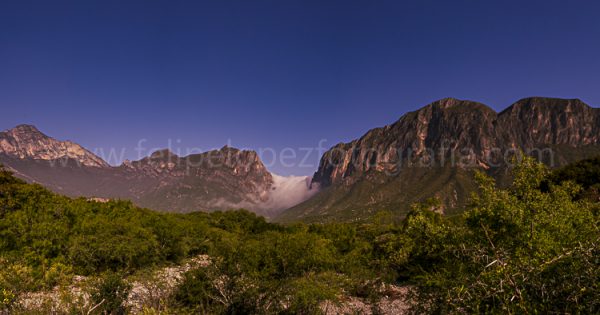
322,285,411,315
14,255,410,314
15,255,211,314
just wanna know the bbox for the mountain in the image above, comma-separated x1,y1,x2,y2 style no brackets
276,97,600,223
0,124,109,168
0,125,306,217
4,97,599,222
117,146,275,215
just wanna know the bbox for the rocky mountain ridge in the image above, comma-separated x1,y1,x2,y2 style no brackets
0,126,285,216
312,97,600,188
0,124,109,168
4,97,599,222
278,97,600,222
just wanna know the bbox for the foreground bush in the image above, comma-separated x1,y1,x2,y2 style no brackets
89,272,132,315
402,157,600,313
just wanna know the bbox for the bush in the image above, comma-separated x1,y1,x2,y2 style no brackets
283,272,342,315
0,287,16,311
89,272,132,315
406,157,600,314
174,267,223,313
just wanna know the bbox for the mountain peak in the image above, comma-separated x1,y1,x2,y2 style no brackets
0,124,109,168
218,145,243,154
428,98,495,113
11,124,41,133
516,96,586,104
433,97,463,107
150,149,178,160
501,97,593,115
5,124,47,139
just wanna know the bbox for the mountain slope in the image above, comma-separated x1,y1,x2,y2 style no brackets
0,125,109,168
277,97,600,223
0,126,293,217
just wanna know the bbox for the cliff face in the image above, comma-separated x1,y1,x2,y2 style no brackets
279,97,600,223
497,98,600,148
313,97,600,188
312,98,500,186
0,126,276,216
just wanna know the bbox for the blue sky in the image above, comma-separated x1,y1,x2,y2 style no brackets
1,0,599,175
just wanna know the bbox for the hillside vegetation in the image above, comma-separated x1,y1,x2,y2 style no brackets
0,156,598,314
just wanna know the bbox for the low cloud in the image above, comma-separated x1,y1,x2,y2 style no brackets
197,174,319,218
261,173,319,212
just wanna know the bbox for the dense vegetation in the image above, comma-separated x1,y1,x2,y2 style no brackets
547,155,600,201
0,156,599,314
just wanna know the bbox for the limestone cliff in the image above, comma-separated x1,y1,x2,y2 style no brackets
279,97,600,222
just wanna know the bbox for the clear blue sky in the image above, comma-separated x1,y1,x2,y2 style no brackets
1,0,599,175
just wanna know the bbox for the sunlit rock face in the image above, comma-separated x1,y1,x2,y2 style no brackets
0,124,109,168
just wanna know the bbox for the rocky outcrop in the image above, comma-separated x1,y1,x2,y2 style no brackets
16,255,211,314
16,255,410,315
0,125,109,168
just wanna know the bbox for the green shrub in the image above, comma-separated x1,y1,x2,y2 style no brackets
89,272,132,315
406,157,600,314
0,287,16,311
